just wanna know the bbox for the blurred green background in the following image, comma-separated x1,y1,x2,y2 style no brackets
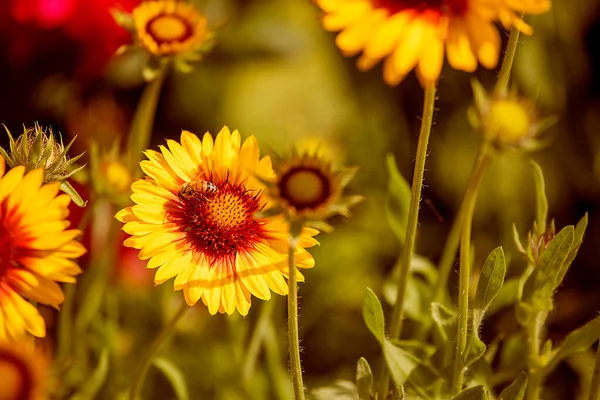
1,0,600,398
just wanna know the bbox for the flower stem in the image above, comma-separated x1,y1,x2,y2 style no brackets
129,302,189,400
127,66,168,174
287,224,305,400
495,25,521,96
589,342,600,400
451,140,493,395
378,85,437,396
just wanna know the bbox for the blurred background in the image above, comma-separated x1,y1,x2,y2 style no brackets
1,0,600,398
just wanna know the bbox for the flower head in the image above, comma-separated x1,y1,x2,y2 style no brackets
316,0,551,87
115,0,213,75
0,124,86,206
0,341,48,400
0,156,85,340
265,145,362,232
470,79,555,151
116,127,318,316
89,141,133,205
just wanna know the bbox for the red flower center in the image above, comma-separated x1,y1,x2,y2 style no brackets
171,178,267,270
0,218,16,279
372,0,469,15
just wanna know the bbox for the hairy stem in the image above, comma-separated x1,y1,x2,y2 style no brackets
378,85,437,396
496,25,521,96
451,141,493,395
287,227,305,400
129,302,189,400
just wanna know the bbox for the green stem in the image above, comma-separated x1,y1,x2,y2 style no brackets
129,302,189,400
589,342,600,400
127,66,168,174
287,226,305,400
242,298,276,385
495,25,521,96
525,311,546,400
451,141,493,395
433,23,522,307
378,85,436,396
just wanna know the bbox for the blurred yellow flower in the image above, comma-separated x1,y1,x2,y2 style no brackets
132,0,212,56
0,157,85,340
116,127,318,316
0,341,48,400
315,0,550,87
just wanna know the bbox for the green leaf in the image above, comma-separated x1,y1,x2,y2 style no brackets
546,314,600,373
473,247,506,329
522,226,574,311
383,339,420,388
431,302,457,343
487,278,520,317
555,213,588,289
385,154,411,245
363,288,385,343
70,348,109,400
498,371,528,400
465,334,487,368
61,181,87,207
530,161,548,233
153,358,189,400
451,385,488,400
392,339,437,360
356,357,373,400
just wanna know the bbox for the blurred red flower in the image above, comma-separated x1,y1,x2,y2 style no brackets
5,0,139,78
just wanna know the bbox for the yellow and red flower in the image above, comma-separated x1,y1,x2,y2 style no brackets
316,0,551,87
116,127,318,316
0,157,85,340
0,341,48,400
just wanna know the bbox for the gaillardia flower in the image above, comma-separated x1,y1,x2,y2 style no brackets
266,147,362,232
0,341,47,400
0,157,85,340
116,127,318,316
316,0,551,87
132,1,211,56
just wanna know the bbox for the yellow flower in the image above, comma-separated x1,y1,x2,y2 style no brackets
266,146,362,232
0,341,48,400
0,157,85,340
115,127,318,316
132,1,212,57
315,0,550,87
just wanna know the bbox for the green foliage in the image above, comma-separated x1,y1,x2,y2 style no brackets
498,372,528,400
153,358,190,400
530,161,548,233
356,358,374,400
70,348,109,400
521,225,574,314
451,385,488,400
473,247,506,330
363,288,385,344
385,153,411,245
545,315,600,373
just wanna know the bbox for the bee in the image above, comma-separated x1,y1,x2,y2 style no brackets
178,176,218,201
